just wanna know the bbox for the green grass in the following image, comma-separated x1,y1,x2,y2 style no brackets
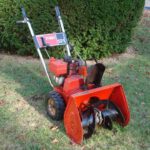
0,12,150,150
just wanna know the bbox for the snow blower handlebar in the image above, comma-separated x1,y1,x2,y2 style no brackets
16,7,28,24
17,6,54,88
17,5,130,144
55,6,71,57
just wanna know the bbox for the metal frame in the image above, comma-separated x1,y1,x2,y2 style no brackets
55,6,71,56
17,6,71,87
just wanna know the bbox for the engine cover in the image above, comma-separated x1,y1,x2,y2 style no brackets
63,75,84,94
49,57,68,77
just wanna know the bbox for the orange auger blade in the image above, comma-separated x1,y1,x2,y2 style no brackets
64,83,130,144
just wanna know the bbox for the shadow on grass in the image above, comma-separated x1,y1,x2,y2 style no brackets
0,59,66,135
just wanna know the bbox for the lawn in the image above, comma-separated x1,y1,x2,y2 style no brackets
0,11,150,150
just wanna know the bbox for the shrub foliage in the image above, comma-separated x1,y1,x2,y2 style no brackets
0,0,145,58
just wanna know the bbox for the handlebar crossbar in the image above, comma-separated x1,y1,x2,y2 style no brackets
16,5,71,87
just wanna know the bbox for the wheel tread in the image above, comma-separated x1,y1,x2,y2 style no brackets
47,91,65,120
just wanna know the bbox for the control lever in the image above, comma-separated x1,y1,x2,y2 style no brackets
41,37,51,47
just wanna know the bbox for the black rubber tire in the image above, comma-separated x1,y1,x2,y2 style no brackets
47,91,65,121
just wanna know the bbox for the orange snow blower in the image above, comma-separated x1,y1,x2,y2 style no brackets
17,6,130,144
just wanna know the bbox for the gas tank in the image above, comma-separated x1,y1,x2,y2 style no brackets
63,75,84,94
49,57,68,77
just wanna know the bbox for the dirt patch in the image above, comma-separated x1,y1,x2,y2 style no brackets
143,10,150,18
87,46,136,66
141,10,150,27
29,93,46,101
0,54,41,64
0,47,136,68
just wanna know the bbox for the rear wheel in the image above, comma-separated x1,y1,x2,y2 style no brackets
47,91,65,121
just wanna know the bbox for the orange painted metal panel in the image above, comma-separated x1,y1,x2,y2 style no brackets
64,83,130,144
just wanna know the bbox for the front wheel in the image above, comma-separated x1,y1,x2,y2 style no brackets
47,91,65,121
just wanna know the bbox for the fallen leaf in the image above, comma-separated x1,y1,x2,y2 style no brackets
0,100,5,107
145,71,150,76
69,141,76,146
106,68,113,74
40,71,46,77
50,126,58,131
51,138,59,144
16,134,26,141
141,102,145,105
114,75,119,80
30,94,45,101
81,146,86,150
129,64,134,69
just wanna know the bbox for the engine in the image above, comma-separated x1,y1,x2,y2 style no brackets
49,57,68,85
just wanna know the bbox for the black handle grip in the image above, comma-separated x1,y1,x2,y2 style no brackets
16,20,25,24
55,6,60,17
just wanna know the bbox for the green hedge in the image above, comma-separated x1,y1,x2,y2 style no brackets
0,0,145,58
0,0,58,56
